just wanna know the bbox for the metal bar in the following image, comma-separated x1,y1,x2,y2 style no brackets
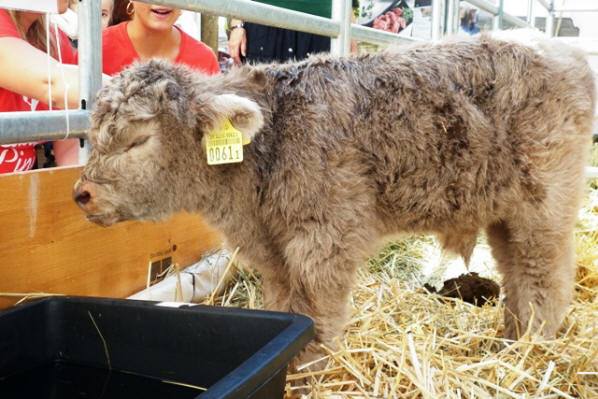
502,13,532,29
465,0,531,29
493,0,504,30
535,0,550,11
431,0,444,41
331,0,352,56
446,0,461,35
553,8,598,13
527,0,533,24
463,0,499,16
351,25,420,45
200,13,219,54
0,111,90,145
78,0,102,111
77,0,103,162
138,0,340,37
545,12,554,37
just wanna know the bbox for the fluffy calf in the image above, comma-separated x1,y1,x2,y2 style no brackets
74,34,595,363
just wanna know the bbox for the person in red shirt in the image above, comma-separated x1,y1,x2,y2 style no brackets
0,2,79,174
103,2,219,76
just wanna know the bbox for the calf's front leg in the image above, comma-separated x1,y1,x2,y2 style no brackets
278,226,365,369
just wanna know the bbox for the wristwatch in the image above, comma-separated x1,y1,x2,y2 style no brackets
229,22,245,31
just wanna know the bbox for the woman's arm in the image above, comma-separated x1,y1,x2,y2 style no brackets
227,18,246,65
0,36,81,109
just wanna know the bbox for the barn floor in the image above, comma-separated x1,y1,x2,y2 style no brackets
206,169,598,398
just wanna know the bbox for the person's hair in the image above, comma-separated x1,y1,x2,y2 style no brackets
8,10,57,57
460,9,477,29
111,0,132,26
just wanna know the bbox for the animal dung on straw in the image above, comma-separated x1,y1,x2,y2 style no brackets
423,272,500,306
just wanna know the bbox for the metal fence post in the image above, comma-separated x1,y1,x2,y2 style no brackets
431,0,444,41
526,0,533,25
201,13,219,54
493,0,504,30
546,0,555,37
545,13,554,36
77,0,103,162
331,0,352,56
446,0,460,35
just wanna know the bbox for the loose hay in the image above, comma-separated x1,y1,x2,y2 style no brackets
285,273,597,398
210,265,597,398
0,292,65,305
210,185,598,398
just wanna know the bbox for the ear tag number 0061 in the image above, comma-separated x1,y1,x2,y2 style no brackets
206,119,244,165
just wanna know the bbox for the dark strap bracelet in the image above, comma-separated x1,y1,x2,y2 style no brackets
229,23,245,31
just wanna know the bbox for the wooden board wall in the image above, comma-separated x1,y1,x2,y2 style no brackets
0,166,221,309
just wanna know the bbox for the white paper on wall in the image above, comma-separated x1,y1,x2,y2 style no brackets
411,7,432,40
0,0,59,13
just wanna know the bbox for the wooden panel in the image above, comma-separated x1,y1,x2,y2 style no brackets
0,166,221,309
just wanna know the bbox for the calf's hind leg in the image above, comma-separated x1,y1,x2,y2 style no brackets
487,215,576,340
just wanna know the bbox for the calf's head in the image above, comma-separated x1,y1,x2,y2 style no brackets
74,60,264,226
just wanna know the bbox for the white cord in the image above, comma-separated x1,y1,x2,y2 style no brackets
45,15,52,111
52,18,70,139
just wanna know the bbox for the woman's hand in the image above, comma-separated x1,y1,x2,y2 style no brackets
0,37,114,110
228,24,246,65
0,37,80,109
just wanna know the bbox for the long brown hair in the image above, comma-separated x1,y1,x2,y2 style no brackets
111,0,132,26
8,10,58,57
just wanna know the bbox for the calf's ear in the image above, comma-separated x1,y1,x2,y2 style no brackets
196,94,264,142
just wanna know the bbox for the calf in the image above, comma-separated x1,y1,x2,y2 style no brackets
74,34,595,364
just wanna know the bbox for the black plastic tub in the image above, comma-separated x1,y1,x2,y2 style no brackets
0,296,314,399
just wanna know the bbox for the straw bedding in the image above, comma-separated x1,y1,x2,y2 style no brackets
205,177,598,399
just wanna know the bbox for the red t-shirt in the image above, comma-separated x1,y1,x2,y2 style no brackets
0,9,77,174
102,22,220,76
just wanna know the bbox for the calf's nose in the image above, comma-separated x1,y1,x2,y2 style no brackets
73,180,97,211
75,189,91,205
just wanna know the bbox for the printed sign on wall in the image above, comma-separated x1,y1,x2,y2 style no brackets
0,0,59,13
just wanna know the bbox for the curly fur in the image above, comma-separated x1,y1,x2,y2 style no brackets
75,34,596,363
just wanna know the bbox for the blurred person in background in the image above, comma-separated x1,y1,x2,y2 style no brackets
52,0,114,45
51,0,78,45
460,7,480,35
102,1,219,75
110,0,200,39
101,0,115,29
111,0,131,26
228,0,359,64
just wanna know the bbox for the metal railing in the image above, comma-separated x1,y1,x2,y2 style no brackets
0,0,101,145
0,0,595,179
0,0,558,145
0,110,89,144
554,8,598,13
0,0,423,145
464,0,553,30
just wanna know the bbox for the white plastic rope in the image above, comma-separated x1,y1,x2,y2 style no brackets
45,15,52,111
51,16,70,139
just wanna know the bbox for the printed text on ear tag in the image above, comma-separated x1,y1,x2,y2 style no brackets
206,119,243,165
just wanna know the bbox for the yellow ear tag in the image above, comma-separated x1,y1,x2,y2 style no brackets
206,119,245,165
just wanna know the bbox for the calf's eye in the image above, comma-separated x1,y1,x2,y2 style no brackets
126,136,150,151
